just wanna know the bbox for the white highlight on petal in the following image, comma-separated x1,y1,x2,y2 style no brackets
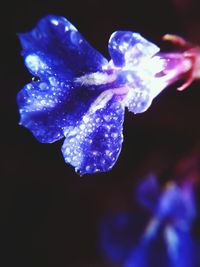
65,25,69,31
126,74,134,82
82,115,90,124
51,19,59,26
69,23,78,31
25,54,47,73
88,90,113,114
119,42,129,52
164,226,179,259
39,82,48,90
49,76,58,86
62,99,123,174
25,97,56,111
143,218,160,241
75,71,116,86
121,54,169,110
87,86,128,115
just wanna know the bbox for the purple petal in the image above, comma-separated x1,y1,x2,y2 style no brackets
61,96,124,174
136,174,160,211
156,183,196,227
17,79,101,143
17,79,65,143
17,15,109,144
124,242,148,267
108,31,159,67
18,15,108,80
125,84,153,114
108,31,165,114
99,213,148,263
100,214,134,263
164,227,196,267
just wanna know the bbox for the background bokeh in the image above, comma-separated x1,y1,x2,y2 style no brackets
1,0,200,266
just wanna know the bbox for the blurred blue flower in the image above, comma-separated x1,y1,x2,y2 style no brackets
100,175,199,267
17,16,191,174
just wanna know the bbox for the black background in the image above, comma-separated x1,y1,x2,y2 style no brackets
1,0,200,266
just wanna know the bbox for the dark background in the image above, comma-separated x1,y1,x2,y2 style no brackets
1,0,200,266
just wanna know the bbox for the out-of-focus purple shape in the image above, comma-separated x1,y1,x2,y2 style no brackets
17,16,193,174
136,174,160,211
136,174,196,228
131,177,197,267
156,181,196,229
99,213,148,263
100,175,198,266
124,242,148,267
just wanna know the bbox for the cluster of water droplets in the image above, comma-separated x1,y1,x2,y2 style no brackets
62,100,124,174
20,75,68,113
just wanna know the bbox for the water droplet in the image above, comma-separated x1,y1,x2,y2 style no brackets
85,165,91,172
65,157,71,163
40,100,46,105
70,31,79,45
83,116,90,123
80,124,86,130
32,77,39,82
111,132,118,139
39,82,48,90
100,158,106,164
25,54,40,72
95,118,101,123
105,150,111,156
26,84,32,90
92,150,99,156
69,138,76,143
49,76,57,86
103,115,111,122
72,156,78,162
65,147,71,155
51,19,59,26
94,167,100,173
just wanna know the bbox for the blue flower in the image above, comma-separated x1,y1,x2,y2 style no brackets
17,15,190,174
125,176,197,267
99,175,198,267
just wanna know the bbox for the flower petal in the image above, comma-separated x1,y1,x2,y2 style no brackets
18,15,108,80
61,95,124,174
100,214,144,263
136,174,160,212
108,31,166,114
17,79,101,143
124,242,148,267
157,183,196,227
17,15,110,144
164,227,196,267
108,31,159,67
